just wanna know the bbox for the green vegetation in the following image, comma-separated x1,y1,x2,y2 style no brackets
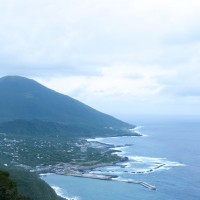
0,76,135,199
0,167,59,200
0,169,31,200
0,119,135,138
0,133,123,199
0,133,122,167
0,76,136,138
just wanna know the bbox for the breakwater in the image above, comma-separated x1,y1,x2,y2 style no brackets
64,172,156,190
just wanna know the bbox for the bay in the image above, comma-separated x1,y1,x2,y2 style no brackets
42,115,200,200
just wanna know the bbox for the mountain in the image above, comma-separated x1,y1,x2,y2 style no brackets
0,76,138,137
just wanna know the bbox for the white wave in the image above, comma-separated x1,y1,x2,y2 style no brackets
51,186,64,197
164,161,186,167
130,126,149,137
86,137,104,142
124,156,185,174
111,177,120,181
51,185,80,200
88,136,185,177
134,130,142,135
40,173,54,177
131,125,143,131
141,134,149,137
129,156,166,163
129,156,185,166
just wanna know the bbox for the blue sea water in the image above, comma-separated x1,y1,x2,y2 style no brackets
42,115,200,200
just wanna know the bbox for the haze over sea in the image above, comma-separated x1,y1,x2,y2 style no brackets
42,115,200,200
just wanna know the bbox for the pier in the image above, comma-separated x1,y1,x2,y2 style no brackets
64,171,156,190
121,179,156,190
139,182,156,190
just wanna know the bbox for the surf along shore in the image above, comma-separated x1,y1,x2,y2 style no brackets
39,138,156,191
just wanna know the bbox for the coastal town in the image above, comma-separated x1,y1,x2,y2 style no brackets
1,132,157,191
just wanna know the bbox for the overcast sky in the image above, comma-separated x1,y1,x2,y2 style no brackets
0,0,200,117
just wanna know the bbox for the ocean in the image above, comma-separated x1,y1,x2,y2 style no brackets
41,115,200,200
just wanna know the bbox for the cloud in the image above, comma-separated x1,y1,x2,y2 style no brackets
158,64,200,97
1,0,200,115
34,61,200,115
35,64,175,100
33,65,163,114
1,0,200,73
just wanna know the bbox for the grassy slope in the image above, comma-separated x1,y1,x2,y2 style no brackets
0,165,59,200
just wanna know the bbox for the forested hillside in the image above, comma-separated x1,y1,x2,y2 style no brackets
0,167,60,200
